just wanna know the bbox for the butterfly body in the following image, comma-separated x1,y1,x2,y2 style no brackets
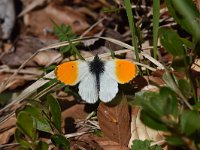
56,56,137,103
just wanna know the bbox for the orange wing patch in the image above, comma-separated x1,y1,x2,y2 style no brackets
55,61,79,85
115,59,137,83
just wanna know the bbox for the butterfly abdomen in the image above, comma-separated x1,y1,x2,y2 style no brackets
89,55,105,91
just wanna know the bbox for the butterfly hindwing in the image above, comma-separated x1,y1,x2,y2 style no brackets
99,71,118,102
78,71,98,103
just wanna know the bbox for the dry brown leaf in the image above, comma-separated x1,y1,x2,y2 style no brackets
104,29,124,51
24,4,89,37
97,95,131,146
192,58,200,72
1,36,48,67
0,127,15,144
0,117,16,144
18,0,48,17
72,134,129,150
194,0,200,12
0,73,37,90
128,106,165,148
92,135,129,150
61,98,88,133
71,134,102,150
33,50,62,66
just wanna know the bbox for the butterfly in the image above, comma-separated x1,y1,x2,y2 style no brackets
55,55,137,103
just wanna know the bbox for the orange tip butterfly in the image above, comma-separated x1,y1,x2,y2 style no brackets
55,55,137,104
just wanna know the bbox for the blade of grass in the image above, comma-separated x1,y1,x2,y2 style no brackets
153,0,160,59
124,0,140,62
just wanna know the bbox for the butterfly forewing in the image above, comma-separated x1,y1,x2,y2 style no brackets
56,61,88,85
105,59,137,84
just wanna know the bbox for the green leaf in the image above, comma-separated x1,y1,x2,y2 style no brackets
166,0,200,38
36,141,48,150
140,110,168,131
159,28,185,56
134,87,178,118
134,87,178,131
51,134,70,150
162,72,178,92
16,111,37,140
193,102,200,110
180,110,200,135
134,91,162,117
180,37,192,48
178,79,192,98
43,65,57,73
37,78,58,94
0,91,12,106
47,94,62,132
131,139,162,150
15,129,32,149
60,45,72,53
23,105,52,133
165,135,185,146
171,56,191,71
159,87,178,117
18,147,30,150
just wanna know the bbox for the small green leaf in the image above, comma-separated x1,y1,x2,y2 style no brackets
37,78,58,93
166,0,200,38
131,139,162,150
15,129,32,149
60,45,72,53
134,91,165,118
18,147,30,150
36,141,48,150
140,110,168,131
180,38,192,48
165,135,185,146
162,72,178,92
51,134,70,150
193,102,200,110
16,111,36,140
47,94,62,132
22,105,52,133
159,87,178,117
135,87,178,118
178,79,192,98
0,91,12,106
180,110,200,135
159,28,185,56
93,129,104,137
43,65,57,73
171,56,190,71
134,87,178,131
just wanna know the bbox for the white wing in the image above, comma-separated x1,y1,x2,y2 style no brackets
77,61,90,82
78,71,98,104
99,70,118,103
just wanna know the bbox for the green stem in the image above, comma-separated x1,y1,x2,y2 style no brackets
153,0,160,59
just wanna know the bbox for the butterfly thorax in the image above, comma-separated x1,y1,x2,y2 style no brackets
89,55,105,91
